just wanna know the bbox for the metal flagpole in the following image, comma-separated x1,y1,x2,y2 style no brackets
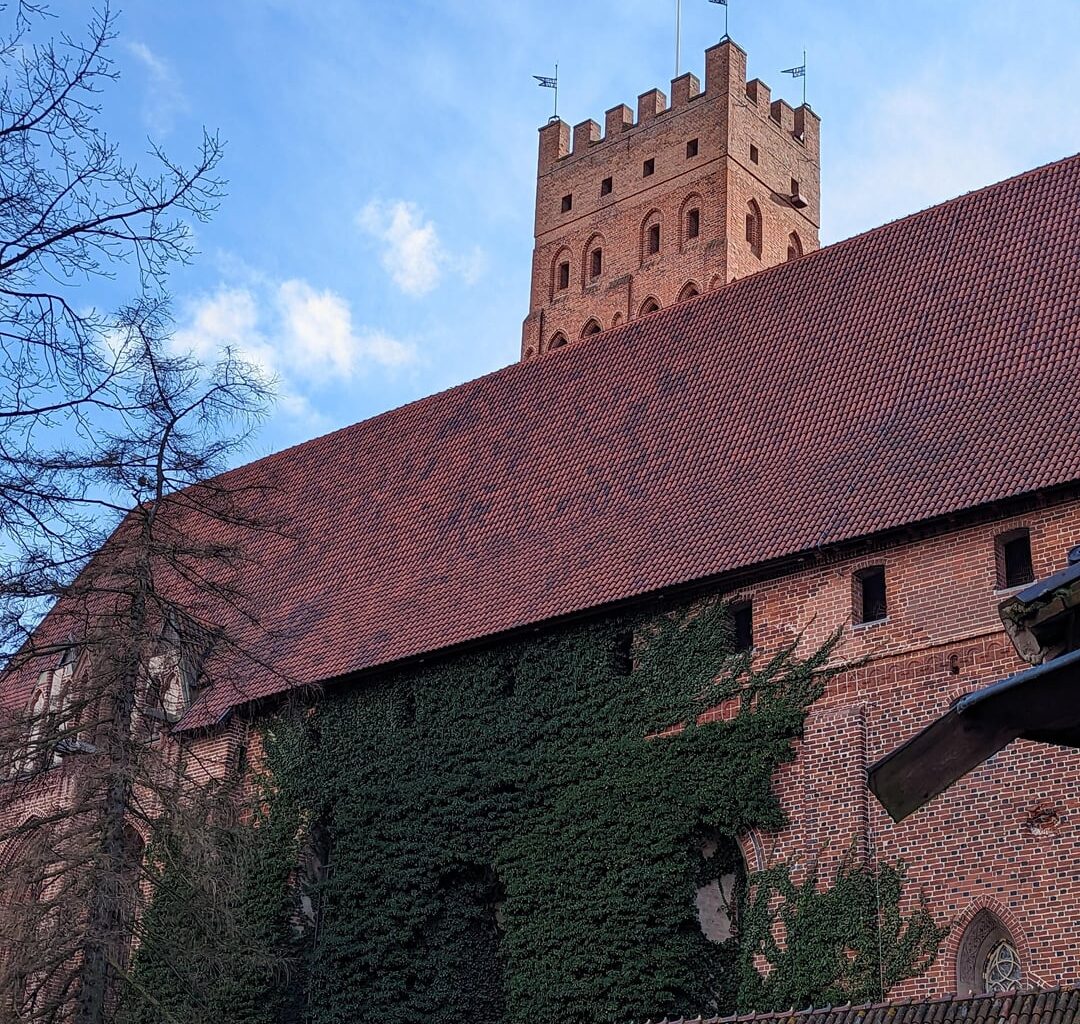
709,0,728,41
675,0,682,77
782,51,807,107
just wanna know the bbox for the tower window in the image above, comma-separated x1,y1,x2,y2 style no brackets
787,231,803,262
732,601,753,652
996,529,1034,589
643,158,655,177
686,138,699,158
687,208,700,239
581,319,602,339
561,194,573,213
854,566,887,624
745,199,762,258
590,248,602,279
600,176,612,197
548,332,568,350
557,261,570,290
749,144,759,163
647,223,660,254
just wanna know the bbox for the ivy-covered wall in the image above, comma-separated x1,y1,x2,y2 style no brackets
131,600,944,1024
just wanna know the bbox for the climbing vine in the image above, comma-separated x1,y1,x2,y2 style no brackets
132,599,945,1023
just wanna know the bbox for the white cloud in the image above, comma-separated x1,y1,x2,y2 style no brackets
126,41,188,135
172,278,416,421
357,199,486,297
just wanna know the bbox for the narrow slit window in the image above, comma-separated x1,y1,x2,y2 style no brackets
557,261,570,290
643,158,655,177
686,138,699,158
749,144,759,164
600,176,613,197
996,529,1034,589
647,223,660,254
590,248,602,279
687,208,700,239
854,566,887,624
732,602,753,652
561,194,573,213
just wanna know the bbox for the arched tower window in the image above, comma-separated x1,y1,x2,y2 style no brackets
550,248,572,299
580,319,602,339
745,199,762,259
787,231,803,261
637,297,661,317
640,210,662,264
679,193,704,251
677,282,701,303
582,234,605,285
956,909,1023,995
548,332,568,351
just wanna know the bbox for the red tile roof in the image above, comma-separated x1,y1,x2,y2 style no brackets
645,987,1080,1024
97,155,1080,726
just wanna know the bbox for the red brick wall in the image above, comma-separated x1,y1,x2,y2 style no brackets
707,498,1080,995
521,39,820,360
4,500,1078,999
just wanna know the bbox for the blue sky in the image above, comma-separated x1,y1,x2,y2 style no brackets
95,0,1080,460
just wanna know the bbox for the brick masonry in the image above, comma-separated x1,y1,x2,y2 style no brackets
701,498,1080,996
521,39,820,359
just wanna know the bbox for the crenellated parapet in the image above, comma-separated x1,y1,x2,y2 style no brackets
538,38,816,173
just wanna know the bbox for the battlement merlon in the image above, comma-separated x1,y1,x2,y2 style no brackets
536,38,818,173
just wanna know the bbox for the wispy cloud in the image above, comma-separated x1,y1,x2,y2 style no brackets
357,199,486,297
172,278,416,422
126,41,188,136
825,60,1080,243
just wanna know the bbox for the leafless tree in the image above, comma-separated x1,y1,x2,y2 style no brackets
0,5,291,1022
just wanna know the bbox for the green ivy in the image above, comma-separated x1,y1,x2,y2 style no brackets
133,599,945,1023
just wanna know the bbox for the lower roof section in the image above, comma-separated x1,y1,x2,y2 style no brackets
143,153,1080,728
644,988,1080,1024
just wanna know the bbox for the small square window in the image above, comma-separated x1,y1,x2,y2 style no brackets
749,144,759,164
996,529,1034,589
643,158,655,177
557,261,570,290
732,601,753,652
590,248,602,279
600,176,612,197
647,223,660,254
686,138,699,159
561,194,573,213
854,566,887,624
686,208,700,239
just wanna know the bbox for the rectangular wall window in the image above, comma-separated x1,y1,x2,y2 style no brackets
854,566,887,624
732,601,753,652
996,529,1034,589
561,194,573,213
643,158,655,177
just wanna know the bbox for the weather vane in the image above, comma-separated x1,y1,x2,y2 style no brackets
533,64,559,121
709,0,729,41
782,50,807,106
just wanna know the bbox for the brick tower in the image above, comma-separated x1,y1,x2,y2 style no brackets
521,39,820,360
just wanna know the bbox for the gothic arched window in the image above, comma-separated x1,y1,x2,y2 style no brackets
637,296,660,317
956,909,1023,995
677,282,700,303
695,835,746,943
580,319,602,339
787,231,803,262
548,332,568,351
